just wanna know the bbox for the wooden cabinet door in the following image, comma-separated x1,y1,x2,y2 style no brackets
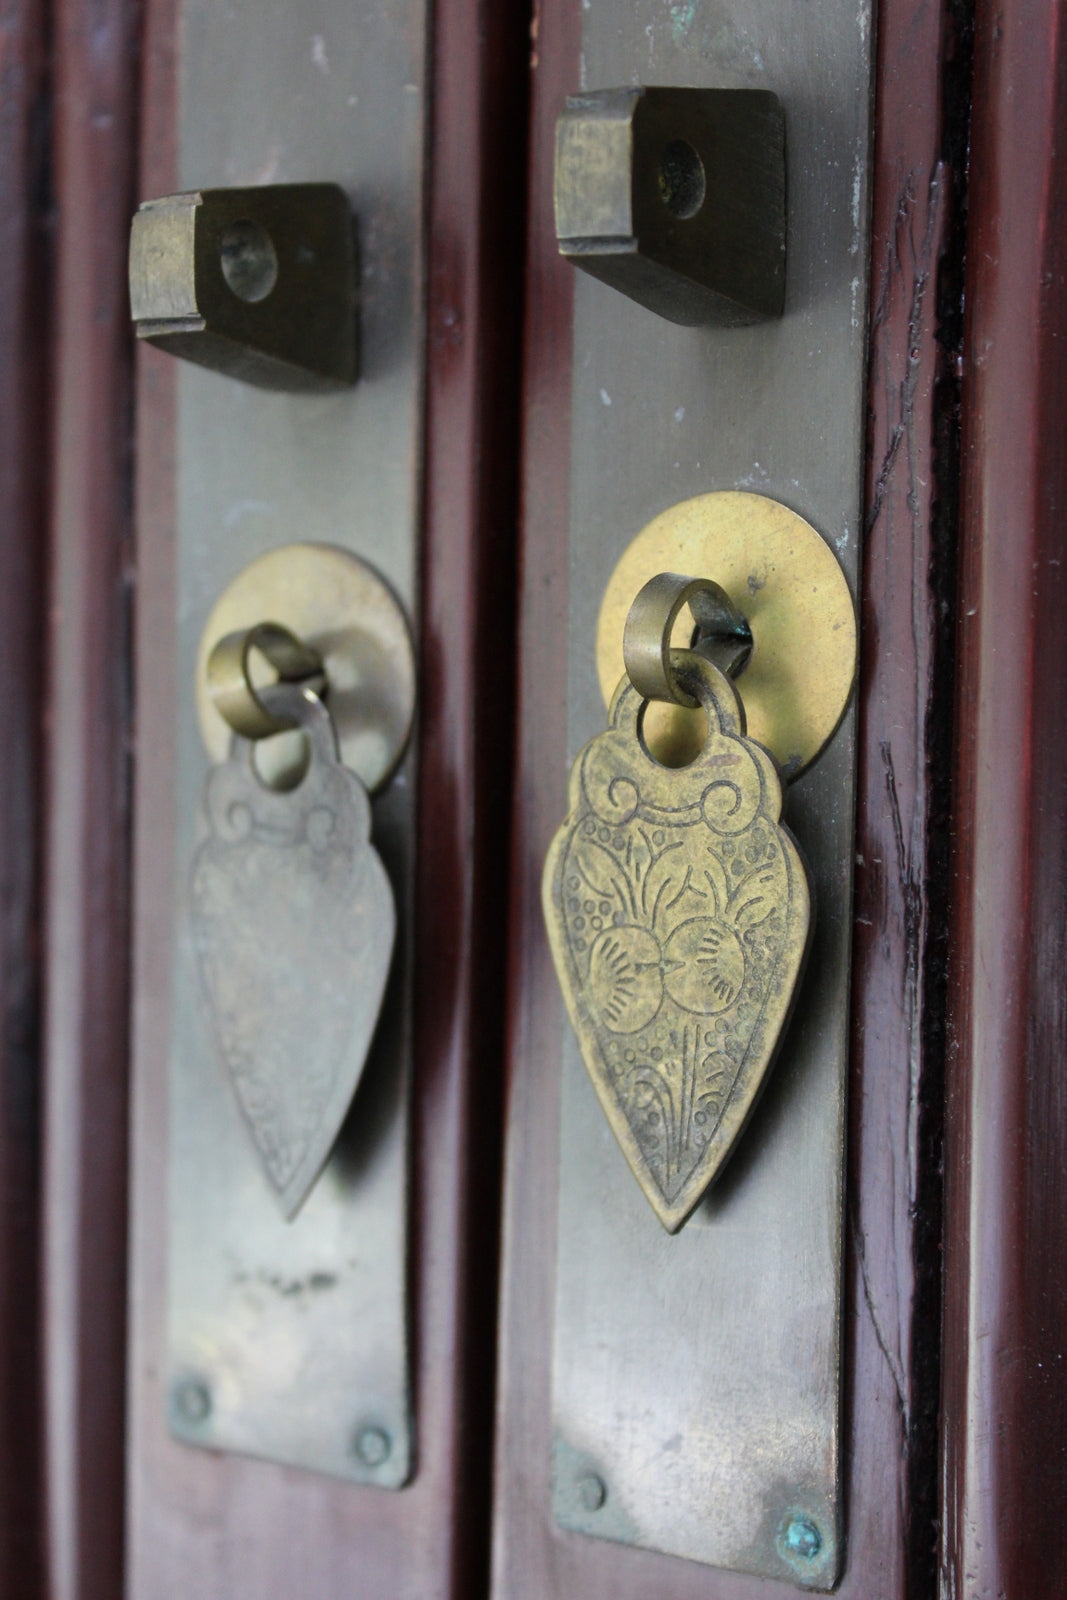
13,0,529,1595
1,0,1065,1598
493,3,1067,1598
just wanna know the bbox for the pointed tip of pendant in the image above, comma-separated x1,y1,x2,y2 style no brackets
647,1191,697,1234
278,1181,312,1223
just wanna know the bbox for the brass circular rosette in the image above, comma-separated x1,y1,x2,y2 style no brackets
597,491,857,779
197,543,415,795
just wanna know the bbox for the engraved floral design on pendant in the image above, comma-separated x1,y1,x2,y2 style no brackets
588,925,663,1033
543,655,811,1231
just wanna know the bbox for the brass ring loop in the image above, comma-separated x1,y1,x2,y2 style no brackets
206,621,327,740
622,572,751,708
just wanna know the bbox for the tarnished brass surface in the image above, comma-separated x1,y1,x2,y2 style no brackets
543,650,811,1232
156,0,426,1493
206,621,326,740
190,684,394,1221
129,183,357,390
197,543,415,796
622,572,751,705
597,492,856,779
555,88,785,326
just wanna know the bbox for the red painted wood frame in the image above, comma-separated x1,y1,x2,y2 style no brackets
941,1,1067,1594
0,0,51,1594
31,0,143,1597
492,0,966,1595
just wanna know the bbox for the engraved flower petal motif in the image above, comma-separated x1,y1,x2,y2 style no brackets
588,925,663,1034
542,655,811,1232
662,916,746,1015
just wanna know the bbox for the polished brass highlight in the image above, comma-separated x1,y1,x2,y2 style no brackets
129,183,357,390
190,683,394,1221
622,573,751,705
206,621,326,740
543,645,811,1232
197,544,416,795
597,492,857,779
555,88,785,326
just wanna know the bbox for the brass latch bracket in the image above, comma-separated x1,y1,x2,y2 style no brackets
130,183,358,390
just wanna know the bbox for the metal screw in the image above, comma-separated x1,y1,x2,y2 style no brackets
780,1513,823,1562
576,1472,607,1512
355,1426,392,1468
173,1376,212,1425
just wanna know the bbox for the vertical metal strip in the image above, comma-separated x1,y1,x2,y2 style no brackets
162,0,427,1484
550,2,874,1586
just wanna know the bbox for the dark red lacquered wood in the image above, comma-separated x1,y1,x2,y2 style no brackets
492,0,964,1594
413,0,530,1589
0,0,51,1594
848,0,969,1592
490,0,578,1592
125,0,530,1593
941,2,1067,1594
39,0,142,1597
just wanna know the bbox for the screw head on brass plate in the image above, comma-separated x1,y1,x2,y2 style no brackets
354,1426,392,1468
170,1374,212,1428
775,1508,837,1588
596,492,856,779
576,1472,607,1512
129,183,357,390
197,544,415,795
555,88,785,326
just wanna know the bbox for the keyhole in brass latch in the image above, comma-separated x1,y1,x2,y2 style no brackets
220,219,279,303
657,139,706,220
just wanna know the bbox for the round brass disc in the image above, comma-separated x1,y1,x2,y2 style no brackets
596,492,856,779
197,543,415,793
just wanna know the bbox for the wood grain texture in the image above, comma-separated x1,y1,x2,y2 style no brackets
39,0,142,1597
941,1,1067,1593
125,0,529,1593
0,0,50,1593
492,0,964,1594
849,1,969,1593
413,0,530,1586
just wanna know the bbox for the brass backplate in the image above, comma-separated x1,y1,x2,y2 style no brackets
544,0,874,1587
596,492,857,779
151,0,427,1494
